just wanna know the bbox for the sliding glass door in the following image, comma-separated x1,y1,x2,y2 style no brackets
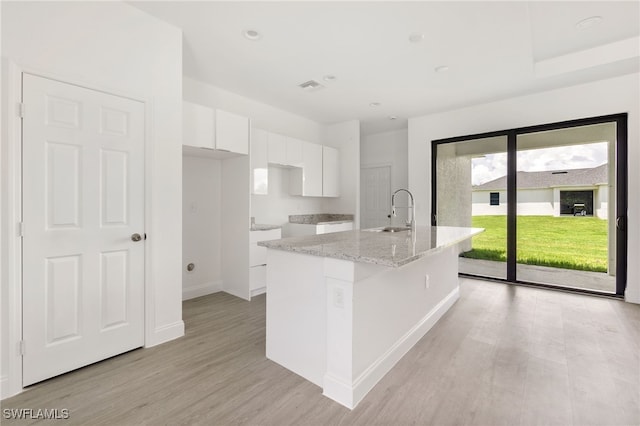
432,114,627,296
515,124,616,293
434,136,508,280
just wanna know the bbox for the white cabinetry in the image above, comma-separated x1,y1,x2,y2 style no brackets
250,228,281,296
290,141,322,197
286,221,353,237
317,221,352,234
216,109,249,155
286,137,303,167
322,146,340,197
182,101,249,156
268,133,304,167
289,143,339,198
263,129,339,198
250,128,268,195
183,101,214,149
267,132,287,165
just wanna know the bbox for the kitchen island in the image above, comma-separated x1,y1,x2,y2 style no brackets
258,225,483,409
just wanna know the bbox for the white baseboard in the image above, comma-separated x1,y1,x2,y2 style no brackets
182,280,222,301
324,286,460,410
146,320,185,347
223,287,251,301
250,286,266,298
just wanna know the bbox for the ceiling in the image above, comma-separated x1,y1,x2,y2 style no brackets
130,1,640,135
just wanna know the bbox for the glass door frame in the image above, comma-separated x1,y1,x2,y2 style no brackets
431,113,628,297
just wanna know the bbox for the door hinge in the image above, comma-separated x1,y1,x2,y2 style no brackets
17,102,25,118
19,340,26,356
18,222,24,237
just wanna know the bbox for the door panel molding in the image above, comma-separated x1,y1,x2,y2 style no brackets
21,73,145,386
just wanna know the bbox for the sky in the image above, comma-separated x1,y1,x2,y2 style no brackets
471,142,609,186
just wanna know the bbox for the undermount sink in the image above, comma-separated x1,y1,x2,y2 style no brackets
382,226,411,232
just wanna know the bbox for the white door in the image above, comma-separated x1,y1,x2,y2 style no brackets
361,166,391,229
22,74,145,386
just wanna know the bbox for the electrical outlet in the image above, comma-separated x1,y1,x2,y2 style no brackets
425,274,430,289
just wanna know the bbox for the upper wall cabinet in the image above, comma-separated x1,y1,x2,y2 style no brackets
286,137,303,167
183,101,214,149
267,132,287,165
290,141,322,197
251,128,268,195
322,146,340,197
216,109,249,155
182,101,249,156
267,133,303,167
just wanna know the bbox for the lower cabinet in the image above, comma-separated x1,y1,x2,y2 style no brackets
249,228,281,296
286,221,353,237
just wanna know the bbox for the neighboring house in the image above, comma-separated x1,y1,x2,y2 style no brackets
472,164,609,218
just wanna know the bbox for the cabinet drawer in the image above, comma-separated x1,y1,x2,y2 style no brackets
250,265,267,290
250,244,267,267
316,222,353,234
249,229,281,244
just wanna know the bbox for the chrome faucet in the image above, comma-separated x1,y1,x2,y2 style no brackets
391,189,415,230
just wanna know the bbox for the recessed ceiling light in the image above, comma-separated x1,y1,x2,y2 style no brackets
323,75,337,82
389,115,398,120
243,29,262,41
369,102,381,107
409,33,425,43
576,16,603,30
435,65,449,73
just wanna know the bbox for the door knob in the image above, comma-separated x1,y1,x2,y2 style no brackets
131,233,142,242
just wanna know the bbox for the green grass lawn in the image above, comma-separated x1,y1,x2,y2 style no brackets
462,215,609,273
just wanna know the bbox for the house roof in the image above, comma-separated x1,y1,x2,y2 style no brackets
473,163,608,191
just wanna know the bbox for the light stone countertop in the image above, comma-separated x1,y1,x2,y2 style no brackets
250,224,282,231
258,226,484,267
289,214,354,225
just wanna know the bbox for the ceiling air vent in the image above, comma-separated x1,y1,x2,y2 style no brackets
298,80,325,92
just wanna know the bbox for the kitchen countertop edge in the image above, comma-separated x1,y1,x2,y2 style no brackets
258,226,484,268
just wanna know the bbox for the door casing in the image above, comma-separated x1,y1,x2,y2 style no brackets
3,62,154,398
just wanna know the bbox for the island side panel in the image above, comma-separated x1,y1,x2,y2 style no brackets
265,249,327,387
322,258,358,408
327,245,460,409
352,245,460,378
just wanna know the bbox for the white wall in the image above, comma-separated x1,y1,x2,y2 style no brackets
182,156,222,300
1,1,183,398
361,129,408,190
474,188,608,218
472,189,555,216
361,129,408,224
324,120,361,229
472,191,508,216
408,73,640,303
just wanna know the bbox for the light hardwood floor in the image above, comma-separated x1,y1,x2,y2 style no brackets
3,278,639,425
